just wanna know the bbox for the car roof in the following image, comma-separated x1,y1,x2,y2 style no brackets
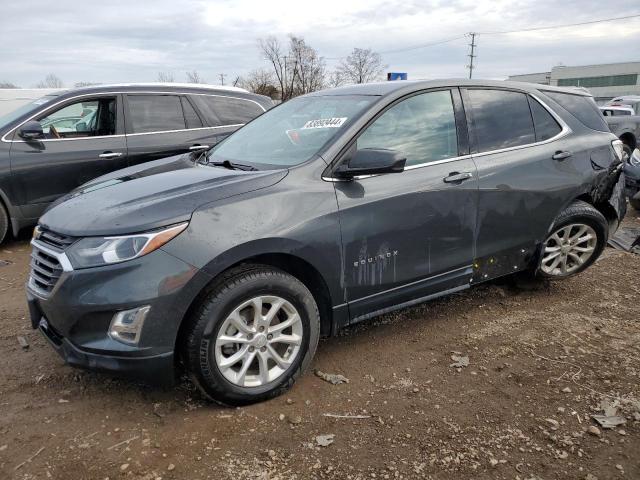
600,105,634,110
72,82,249,94
305,78,593,98
47,82,272,107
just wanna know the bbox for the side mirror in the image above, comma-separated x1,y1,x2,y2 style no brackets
334,148,406,179
18,120,44,140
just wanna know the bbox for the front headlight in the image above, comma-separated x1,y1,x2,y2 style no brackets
66,223,188,269
630,148,640,167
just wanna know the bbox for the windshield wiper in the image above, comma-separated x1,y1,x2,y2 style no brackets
209,160,258,171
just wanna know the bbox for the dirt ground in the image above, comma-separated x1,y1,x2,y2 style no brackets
1,214,639,480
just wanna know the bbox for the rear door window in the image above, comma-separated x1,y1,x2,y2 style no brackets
528,96,562,141
193,95,264,126
543,91,609,132
181,97,203,129
127,95,186,133
466,89,535,153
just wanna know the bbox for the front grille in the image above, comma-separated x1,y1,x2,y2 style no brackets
29,228,74,295
30,246,64,294
38,229,75,250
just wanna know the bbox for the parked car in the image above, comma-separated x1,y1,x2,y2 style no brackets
601,107,640,160
626,148,640,210
604,95,640,115
600,106,635,117
27,80,625,405
0,83,273,243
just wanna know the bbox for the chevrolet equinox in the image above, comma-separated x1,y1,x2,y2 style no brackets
27,80,626,405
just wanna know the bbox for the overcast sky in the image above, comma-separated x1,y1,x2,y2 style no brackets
1,0,639,87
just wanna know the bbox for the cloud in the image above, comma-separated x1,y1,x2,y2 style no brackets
0,0,638,86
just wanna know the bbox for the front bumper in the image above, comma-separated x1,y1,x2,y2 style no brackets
33,311,174,385
26,246,211,386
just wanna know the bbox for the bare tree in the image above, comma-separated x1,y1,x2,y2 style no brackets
0,81,19,88
259,37,293,101
327,70,344,88
259,35,325,100
289,36,325,96
157,71,175,83
36,74,64,88
186,70,204,83
74,81,101,87
237,69,279,98
337,48,386,84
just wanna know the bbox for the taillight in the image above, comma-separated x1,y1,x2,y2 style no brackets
611,139,624,161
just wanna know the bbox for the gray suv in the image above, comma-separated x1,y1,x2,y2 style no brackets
0,83,272,244
26,79,625,405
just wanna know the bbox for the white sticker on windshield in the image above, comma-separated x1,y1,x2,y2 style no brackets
301,117,347,129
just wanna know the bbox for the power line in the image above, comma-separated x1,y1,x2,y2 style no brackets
478,13,640,35
324,35,466,60
324,13,640,61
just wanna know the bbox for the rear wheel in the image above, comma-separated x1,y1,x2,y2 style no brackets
537,201,608,279
183,266,320,406
0,202,8,245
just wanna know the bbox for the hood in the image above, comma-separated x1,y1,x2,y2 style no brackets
40,154,288,237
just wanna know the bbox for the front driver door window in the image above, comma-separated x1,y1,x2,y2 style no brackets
334,89,478,320
356,90,458,166
10,95,127,216
37,98,116,139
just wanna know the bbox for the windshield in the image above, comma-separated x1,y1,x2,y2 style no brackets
207,95,375,168
0,95,59,131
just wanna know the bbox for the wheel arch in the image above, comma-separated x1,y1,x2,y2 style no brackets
574,193,619,231
174,248,338,360
0,188,15,238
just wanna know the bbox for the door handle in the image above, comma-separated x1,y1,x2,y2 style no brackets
189,145,210,151
443,171,473,183
552,151,572,161
98,152,123,159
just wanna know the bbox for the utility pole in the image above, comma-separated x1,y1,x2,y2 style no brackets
219,73,226,85
467,32,477,79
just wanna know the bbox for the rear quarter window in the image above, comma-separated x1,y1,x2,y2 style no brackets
543,91,609,132
194,96,264,126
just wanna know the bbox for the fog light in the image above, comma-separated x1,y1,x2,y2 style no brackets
108,306,150,345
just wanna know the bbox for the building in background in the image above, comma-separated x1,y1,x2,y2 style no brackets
508,62,640,104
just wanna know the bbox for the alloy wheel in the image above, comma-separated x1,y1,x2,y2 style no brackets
541,223,597,276
214,295,303,387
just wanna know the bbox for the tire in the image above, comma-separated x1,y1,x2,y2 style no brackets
0,202,8,245
537,200,608,279
630,195,640,211
183,265,320,406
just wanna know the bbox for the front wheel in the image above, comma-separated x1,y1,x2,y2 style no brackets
183,266,320,406
537,201,608,279
0,202,8,245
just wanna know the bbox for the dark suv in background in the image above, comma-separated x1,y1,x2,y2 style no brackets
0,83,272,243
27,80,625,405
